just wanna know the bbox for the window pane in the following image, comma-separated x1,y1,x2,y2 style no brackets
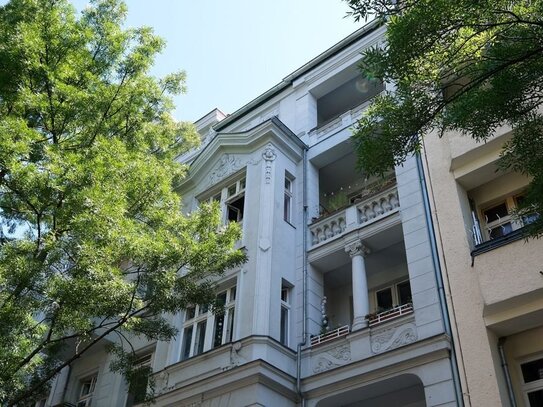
281,288,288,303
213,314,224,348
521,358,543,383
376,288,393,310
194,320,207,355
397,281,412,305
229,287,236,302
199,304,208,315
227,196,244,222
280,306,288,345
185,307,195,321
528,389,543,406
226,308,235,343
216,292,227,306
239,178,246,190
483,202,508,223
181,326,193,360
285,178,291,191
227,184,236,197
284,194,291,222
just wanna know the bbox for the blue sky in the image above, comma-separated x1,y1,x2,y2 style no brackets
71,1,361,122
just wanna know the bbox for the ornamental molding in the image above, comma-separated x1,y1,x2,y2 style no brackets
313,343,351,373
209,154,243,185
262,144,277,184
345,240,370,258
370,322,417,354
207,153,259,188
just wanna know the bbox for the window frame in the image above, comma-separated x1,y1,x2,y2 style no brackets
76,374,98,407
518,354,543,407
284,174,294,224
204,176,246,225
373,279,412,313
180,284,237,361
477,192,535,242
280,282,291,346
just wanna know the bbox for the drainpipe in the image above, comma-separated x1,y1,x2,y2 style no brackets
498,337,517,407
296,145,309,407
415,154,465,407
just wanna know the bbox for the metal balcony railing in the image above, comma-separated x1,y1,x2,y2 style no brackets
367,303,413,327
310,325,350,347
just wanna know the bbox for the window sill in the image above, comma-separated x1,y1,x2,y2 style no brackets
471,228,526,258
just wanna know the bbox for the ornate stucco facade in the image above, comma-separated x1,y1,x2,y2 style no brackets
42,22,462,407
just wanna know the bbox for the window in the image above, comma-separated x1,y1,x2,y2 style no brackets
125,354,152,407
477,193,537,242
280,282,291,346
205,177,246,224
520,356,543,406
77,375,97,407
284,175,293,223
180,285,236,360
374,280,411,312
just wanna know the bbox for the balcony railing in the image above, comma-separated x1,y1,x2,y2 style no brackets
309,185,399,247
367,303,413,327
310,325,350,347
309,99,374,142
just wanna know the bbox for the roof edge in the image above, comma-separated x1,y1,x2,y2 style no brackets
213,19,383,132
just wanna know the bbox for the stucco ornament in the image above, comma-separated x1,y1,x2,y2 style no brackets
262,144,276,184
313,344,351,373
209,154,243,185
370,322,417,354
344,240,370,258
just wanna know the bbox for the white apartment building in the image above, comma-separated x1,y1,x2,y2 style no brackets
42,22,461,407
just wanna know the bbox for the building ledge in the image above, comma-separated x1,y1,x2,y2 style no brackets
471,228,525,258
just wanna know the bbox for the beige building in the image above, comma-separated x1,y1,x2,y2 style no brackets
422,127,543,407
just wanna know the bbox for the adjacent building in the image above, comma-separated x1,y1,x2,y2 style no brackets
423,124,543,407
42,21,473,407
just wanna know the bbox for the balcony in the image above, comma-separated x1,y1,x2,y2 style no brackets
308,100,372,144
309,184,399,247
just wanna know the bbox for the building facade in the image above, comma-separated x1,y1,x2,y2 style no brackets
42,22,462,407
423,122,543,407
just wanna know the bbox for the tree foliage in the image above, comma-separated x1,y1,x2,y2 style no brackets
345,0,543,235
0,0,245,404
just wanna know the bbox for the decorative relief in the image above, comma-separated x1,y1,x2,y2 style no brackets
262,144,276,184
370,322,417,354
155,370,172,395
344,240,370,258
313,343,351,373
209,154,243,185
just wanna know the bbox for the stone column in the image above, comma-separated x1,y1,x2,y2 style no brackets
345,240,370,331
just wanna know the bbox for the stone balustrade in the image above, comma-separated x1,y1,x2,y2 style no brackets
309,185,399,247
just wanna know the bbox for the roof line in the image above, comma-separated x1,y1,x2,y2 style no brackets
214,19,382,132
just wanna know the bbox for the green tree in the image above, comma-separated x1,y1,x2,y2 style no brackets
345,0,543,235
0,0,245,404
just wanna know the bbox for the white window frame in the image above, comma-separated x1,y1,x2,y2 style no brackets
77,374,97,407
518,354,543,406
478,192,536,242
205,177,246,225
372,279,411,312
180,284,236,361
284,174,293,224
280,283,291,346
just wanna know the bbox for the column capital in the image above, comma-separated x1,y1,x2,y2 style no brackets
345,240,370,258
